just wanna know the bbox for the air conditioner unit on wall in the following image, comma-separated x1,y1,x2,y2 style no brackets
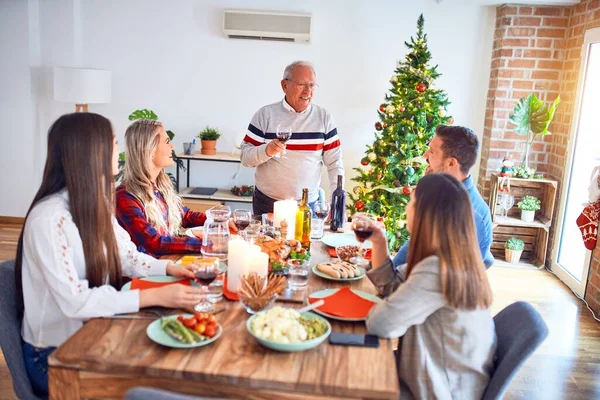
223,9,312,43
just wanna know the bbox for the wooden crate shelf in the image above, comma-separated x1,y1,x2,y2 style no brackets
488,174,557,268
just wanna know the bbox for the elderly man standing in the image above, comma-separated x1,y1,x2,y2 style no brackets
240,61,344,215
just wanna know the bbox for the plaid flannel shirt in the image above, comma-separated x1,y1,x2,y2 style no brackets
115,185,206,257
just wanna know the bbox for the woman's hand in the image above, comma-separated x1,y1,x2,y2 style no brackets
351,214,391,270
140,284,203,309
166,262,196,279
352,214,386,245
228,219,238,233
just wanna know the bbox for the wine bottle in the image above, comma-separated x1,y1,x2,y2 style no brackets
330,175,346,232
295,188,312,249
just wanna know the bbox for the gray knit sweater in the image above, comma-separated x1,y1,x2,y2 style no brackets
366,256,497,400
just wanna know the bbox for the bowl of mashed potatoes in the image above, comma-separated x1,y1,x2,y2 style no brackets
247,306,331,352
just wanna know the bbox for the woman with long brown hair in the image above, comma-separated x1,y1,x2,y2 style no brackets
15,113,203,396
356,173,496,399
116,119,236,256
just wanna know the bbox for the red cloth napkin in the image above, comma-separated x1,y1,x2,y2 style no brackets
222,275,239,301
328,248,372,260
130,278,191,290
308,287,377,319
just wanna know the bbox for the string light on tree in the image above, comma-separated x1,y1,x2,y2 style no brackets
348,14,452,251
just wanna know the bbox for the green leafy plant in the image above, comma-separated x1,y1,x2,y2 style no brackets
128,109,158,121
509,93,560,169
513,165,536,179
517,195,541,211
504,237,525,251
198,126,221,141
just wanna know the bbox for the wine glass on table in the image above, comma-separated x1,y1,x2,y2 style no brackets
350,214,374,268
311,201,330,240
498,193,515,218
192,258,221,312
274,125,292,158
233,209,252,234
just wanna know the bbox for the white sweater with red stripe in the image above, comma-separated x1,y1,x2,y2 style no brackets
240,99,344,203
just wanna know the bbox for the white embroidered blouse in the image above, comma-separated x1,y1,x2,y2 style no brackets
20,190,169,348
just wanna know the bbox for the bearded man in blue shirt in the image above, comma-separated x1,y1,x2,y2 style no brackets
394,125,494,269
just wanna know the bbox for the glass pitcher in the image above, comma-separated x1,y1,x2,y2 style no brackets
202,205,231,260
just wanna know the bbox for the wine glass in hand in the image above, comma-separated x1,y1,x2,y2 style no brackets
274,125,292,158
351,214,374,266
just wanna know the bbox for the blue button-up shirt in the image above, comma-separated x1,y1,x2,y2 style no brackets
393,175,494,269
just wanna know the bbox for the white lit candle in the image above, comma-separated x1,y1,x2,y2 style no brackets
249,248,269,279
273,199,297,240
226,236,247,292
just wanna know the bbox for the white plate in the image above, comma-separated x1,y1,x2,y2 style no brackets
321,233,372,249
311,264,366,282
185,226,204,239
308,288,382,322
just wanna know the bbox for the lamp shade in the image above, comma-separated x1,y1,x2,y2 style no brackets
53,67,112,104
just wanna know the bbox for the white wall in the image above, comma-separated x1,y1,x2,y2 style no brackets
0,1,37,217
0,0,495,217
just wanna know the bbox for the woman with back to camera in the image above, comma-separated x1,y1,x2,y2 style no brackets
116,119,236,257
354,173,497,399
15,113,203,396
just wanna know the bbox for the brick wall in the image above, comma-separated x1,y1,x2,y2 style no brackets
476,1,600,315
477,4,569,199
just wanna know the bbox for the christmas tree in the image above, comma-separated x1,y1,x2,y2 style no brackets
347,14,453,251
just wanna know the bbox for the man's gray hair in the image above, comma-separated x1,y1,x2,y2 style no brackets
283,61,316,80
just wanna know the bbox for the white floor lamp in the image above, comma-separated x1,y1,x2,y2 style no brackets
53,67,112,112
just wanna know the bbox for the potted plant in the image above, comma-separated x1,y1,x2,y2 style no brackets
517,195,541,222
509,93,560,170
198,126,221,155
504,237,525,264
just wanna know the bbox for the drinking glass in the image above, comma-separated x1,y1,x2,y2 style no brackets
233,209,252,232
498,193,515,218
244,218,262,243
287,259,309,290
274,125,292,158
311,201,330,240
350,214,374,266
192,258,222,312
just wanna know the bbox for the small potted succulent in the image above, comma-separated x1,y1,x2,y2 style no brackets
504,237,525,264
197,126,221,155
517,195,541,222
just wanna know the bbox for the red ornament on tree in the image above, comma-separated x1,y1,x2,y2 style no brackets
379,104,386,112
402,186,413,195
399,106,405,113
355,200,365,212
375,122,383,131
361,159,369,166
416,82,427,93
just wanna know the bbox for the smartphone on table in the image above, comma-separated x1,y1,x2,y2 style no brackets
329,332,380,348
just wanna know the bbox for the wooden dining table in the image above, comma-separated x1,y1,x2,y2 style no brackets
48,237,400,399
